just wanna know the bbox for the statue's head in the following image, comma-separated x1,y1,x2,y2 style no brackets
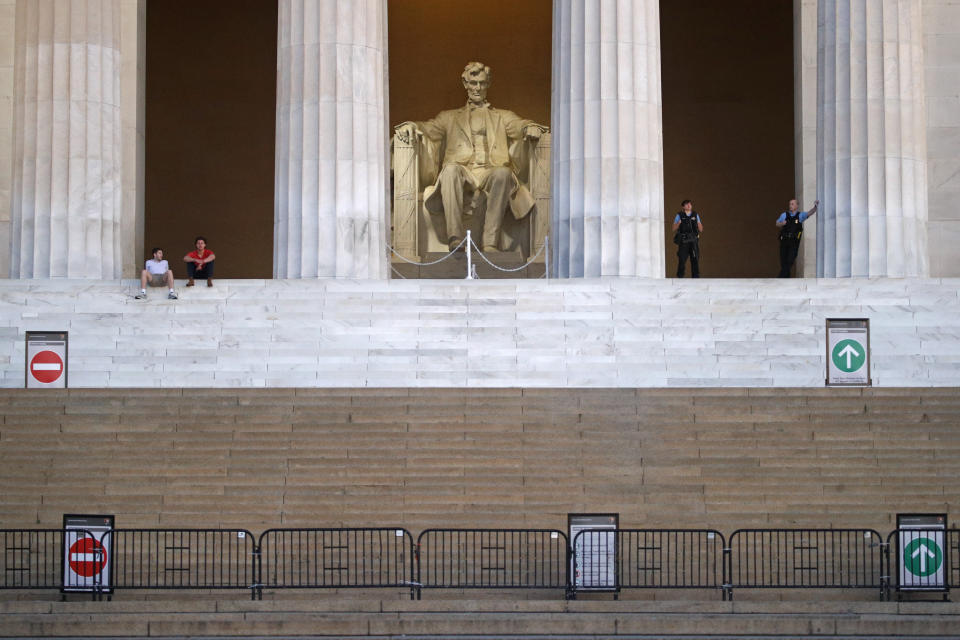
461,62,491,106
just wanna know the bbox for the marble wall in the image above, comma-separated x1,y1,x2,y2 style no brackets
924,0,960,277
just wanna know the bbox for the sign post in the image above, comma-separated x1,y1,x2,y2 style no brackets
826,319,870,386
568,513,618,596
62,514,113,595
26,331,68,388
896,513,948,600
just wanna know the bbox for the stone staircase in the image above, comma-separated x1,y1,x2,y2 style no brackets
0,277,958,388
2,387,958,534
3,387,960,636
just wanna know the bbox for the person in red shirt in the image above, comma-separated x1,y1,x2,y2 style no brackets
183,236,216,287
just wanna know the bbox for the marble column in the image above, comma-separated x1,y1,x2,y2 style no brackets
817,0,928,277
274,0,388,279
10,0,123,278
551,0,664,278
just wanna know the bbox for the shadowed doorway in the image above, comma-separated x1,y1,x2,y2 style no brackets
661,0,795,278
144,0,277,279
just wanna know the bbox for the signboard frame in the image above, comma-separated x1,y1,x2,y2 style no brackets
26,331,69,389
895,513,949,598
825,318,871,387
568,513,619,595
61,514,114,595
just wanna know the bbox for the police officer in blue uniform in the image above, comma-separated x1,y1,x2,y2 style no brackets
673,199,703,278
776,198,818,277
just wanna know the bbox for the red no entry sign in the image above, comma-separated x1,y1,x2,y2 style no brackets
68,537,106,578
29,350,63,384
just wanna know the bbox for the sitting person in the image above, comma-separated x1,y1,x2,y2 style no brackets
183,236,215,287
136,247,177,300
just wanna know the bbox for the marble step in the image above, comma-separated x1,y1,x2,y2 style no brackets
0,598,958,637
0,277,958,387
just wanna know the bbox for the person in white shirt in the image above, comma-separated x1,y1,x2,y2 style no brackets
136,248,177,300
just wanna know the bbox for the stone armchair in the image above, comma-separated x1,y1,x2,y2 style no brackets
391,133,551,261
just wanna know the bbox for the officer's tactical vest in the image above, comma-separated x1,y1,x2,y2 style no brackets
779,212,802,243
676,213,699,244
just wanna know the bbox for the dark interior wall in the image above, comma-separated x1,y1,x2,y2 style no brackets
144,0,277,279
388,0,553,129
661,0,795,278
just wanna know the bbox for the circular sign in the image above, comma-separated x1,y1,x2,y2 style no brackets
903,537,942,578
29,350,64,384
68,537,106,578
831,339,865,373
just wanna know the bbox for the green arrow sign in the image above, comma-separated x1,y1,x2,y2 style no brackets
903,537,943,577
831,339,865,373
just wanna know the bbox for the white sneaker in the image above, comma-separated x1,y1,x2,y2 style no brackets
167,291,178,300
135,291,146,300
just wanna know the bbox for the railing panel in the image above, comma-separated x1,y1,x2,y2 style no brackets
0,528,98,591
951,530,959,589
417,529,568,590
571,529,725,591
729,529,883,593
102,529,256,592
886,527,954,595
258,528,415,594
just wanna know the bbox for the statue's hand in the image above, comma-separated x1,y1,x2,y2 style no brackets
523,125,542,142
395,122,419,144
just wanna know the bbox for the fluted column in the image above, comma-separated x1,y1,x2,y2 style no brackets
551,0,664,278
817,0,928,277
11,0,123,278
274,0,388,279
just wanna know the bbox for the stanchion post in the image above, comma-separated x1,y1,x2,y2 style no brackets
465,230,474,280
544,235,550,281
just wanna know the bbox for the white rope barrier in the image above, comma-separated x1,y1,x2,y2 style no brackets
387,237,467,266
468,236,548,273
387,234,548,280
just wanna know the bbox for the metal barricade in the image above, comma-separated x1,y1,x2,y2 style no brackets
570,529,726,599
258,528,417,599
885,527,954,600
417,529,568,597
101,529,257,599
728,529,884,600
0,528,101,599
952,530,960,592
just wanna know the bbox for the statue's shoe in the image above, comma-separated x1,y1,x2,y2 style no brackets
448,237,462,252
482,246,498,253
